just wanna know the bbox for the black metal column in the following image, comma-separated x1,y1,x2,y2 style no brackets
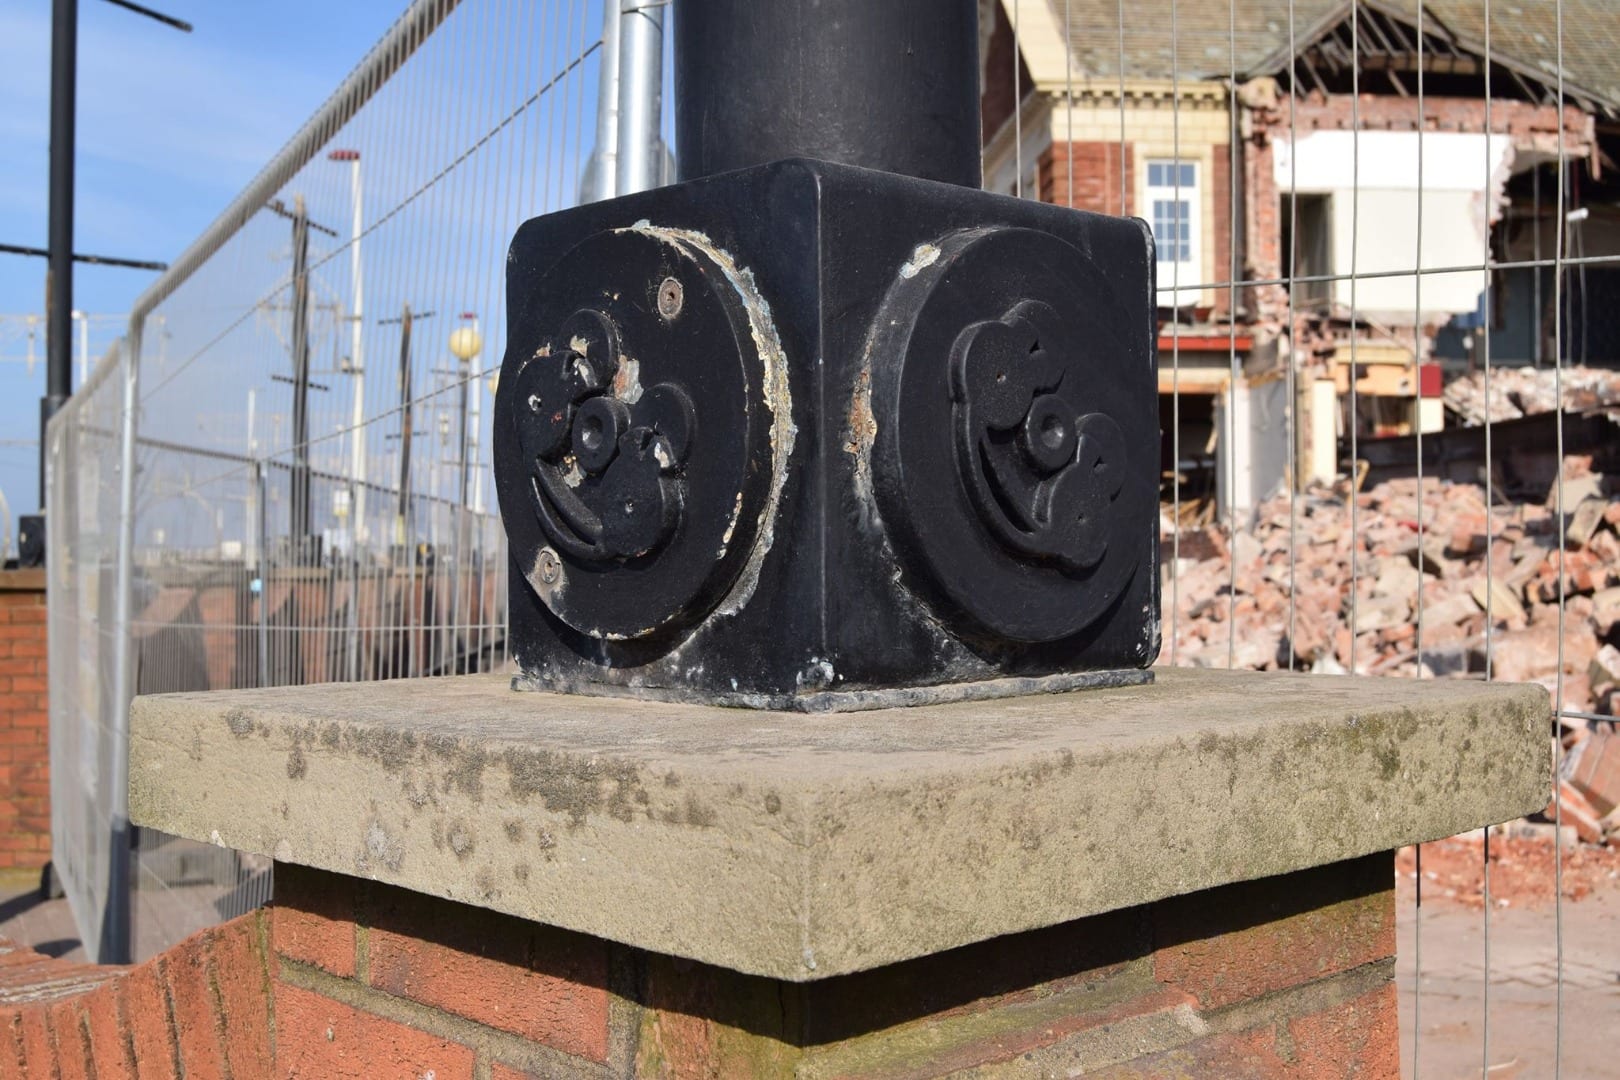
42,0,77,507
673,0,982,189
498,0,1158,707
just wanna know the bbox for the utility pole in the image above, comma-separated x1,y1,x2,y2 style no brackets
38,0,188,512
381,306,433,550
289,196,312,551
398,308,414,550
266,196,336,559
43,0,77,508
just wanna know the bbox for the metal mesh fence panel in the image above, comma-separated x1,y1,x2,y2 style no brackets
45,349,126,964
46,0,619,963
988,0,1612,1073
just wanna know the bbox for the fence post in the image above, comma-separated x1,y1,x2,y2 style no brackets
582,0,621,202
256,462,270,688
102,313,141,965
348,477,361,682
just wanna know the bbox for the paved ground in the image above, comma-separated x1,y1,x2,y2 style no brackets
1396,885,1620,1079
3,862,1616,1077
0,877,240,964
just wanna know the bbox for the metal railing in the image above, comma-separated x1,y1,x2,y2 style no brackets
45,0,661,963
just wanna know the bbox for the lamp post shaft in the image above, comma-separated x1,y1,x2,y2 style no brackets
673,0,982,188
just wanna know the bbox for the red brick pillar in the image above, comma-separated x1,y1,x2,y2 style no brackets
0,568,50,872
263,857,1398,1078
122,664,1545,1079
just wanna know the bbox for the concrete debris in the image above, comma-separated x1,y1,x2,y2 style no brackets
1444,365,1620,426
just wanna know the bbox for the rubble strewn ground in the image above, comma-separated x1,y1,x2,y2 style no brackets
1397,831,1620,909
1159,456,1620,850
1444,365,1620,425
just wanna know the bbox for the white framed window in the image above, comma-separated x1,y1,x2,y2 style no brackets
1146,159,1200,302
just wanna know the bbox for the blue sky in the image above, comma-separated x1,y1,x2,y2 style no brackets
0,0,407,518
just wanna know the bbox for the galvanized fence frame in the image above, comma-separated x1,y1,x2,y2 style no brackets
46,0,664,963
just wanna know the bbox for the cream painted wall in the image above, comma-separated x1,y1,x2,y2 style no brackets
1274,130,1512,324
983,99,1058,200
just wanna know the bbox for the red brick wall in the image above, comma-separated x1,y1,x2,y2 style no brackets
271,864,616,1077
1040,141,1135,216
0,915,270,1079
2,854,1400,1077
1246,123,1288,326
1264,93,1586,141
0,570,49,871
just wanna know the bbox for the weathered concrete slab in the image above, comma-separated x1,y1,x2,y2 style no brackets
129,668,1548,981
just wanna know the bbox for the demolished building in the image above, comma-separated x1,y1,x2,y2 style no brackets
980,0,1620,519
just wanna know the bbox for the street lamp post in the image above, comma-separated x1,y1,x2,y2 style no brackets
446,316,483,672
448,316,483,511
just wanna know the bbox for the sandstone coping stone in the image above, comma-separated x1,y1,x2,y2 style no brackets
129,668,1548,982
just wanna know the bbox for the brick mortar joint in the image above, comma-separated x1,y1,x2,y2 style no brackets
150,955,187,1078
109,973,139,1079
253,907,279,1068
277,957,612,1080
202,935,236,1076
604,945,645,1079
76,1008,96,1075
1191,956,1396,1038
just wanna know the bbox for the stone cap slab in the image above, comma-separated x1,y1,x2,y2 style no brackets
129,668,1548,982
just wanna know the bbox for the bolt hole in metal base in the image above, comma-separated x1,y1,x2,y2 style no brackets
512,667,1154,713
657,276,684,319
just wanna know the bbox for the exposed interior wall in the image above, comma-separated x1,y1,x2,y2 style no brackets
1273,130,1514,325
1217,377,1292,520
